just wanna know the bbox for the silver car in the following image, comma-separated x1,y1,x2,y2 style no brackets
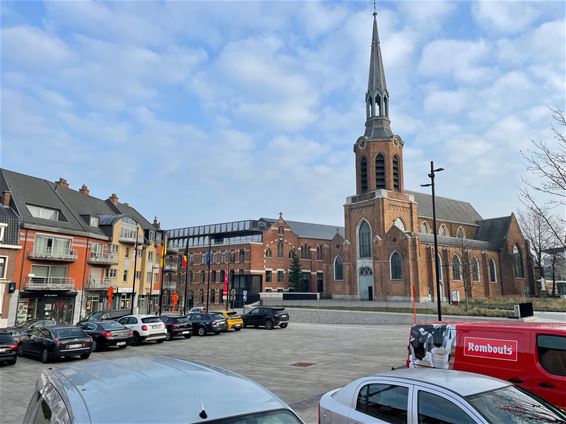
23,356,304,423
319,368,566,423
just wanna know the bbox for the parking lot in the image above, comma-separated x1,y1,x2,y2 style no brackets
0,321,409,423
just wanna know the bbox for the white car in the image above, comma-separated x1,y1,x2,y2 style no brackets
118,315,166,345
319,368,566,424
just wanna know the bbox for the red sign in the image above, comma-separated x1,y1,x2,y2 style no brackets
463,337,518,361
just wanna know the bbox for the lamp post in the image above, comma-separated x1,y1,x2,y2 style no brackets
421,161,444,321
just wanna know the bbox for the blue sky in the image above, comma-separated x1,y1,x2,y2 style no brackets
1,1,564,229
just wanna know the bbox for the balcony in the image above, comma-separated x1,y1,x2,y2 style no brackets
24,277,75,291
163,264,178,272
163,281,177,290
28,247,77,262
87,277,116,290
87,252,118,266
119,234,141,244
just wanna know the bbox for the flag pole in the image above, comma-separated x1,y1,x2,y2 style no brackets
205,238,212,311
158,234,167,316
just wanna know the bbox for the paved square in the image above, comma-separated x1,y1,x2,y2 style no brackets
0,322,409,423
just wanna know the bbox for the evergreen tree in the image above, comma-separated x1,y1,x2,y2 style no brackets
289,250,302,291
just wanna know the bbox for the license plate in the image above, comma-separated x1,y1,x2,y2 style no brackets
152,325,160,329
68,344,82,349
0,348,6,352
182,331,189,334
117,341,126,346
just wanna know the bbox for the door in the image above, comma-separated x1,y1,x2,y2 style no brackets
533,333,566,408
358,267,373,300
368,286,374,301
348,381,411,424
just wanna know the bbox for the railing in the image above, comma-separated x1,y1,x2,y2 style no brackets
119,234,141,243
87,277,116,289
24,277,75,291
87,252,118,265
28,247,77,261
164,264,178,272
163,281,177,290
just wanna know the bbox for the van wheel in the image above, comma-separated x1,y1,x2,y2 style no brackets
265,320,274,330
41,349,50,364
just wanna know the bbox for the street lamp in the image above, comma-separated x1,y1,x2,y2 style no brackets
421,161,444,321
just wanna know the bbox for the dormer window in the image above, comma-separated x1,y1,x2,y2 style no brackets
27,204,67,222
90,217,99,227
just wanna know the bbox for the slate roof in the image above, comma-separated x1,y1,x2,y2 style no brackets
474,216,512,249
418,233,492,250
261,218,344,240
0,168,155,238
407,190,482,225
0,207,20,246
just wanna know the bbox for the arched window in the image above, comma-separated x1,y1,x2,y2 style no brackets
301,244,310,260
390,251,403,280
358,220,372,258
360,157,368,193
289,250,294,259
265,248,272,258
420,221,431,234
375,154,386,189
471,257,480,282
456,227,465,239
513,244,524,278
452,255,462,280
384,96,389,116
316,245,323,260
368,97,374,117
277,241,283,259
394,217,405,231
489,258,497,282
375,95,382,116
436,253,443,283
278,226,284,235
392,155,400,192
438,225,449,237
334,256,344,281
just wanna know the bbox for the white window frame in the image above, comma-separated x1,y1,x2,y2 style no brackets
438,224,449,237
0,256,7,279
0,223,7,243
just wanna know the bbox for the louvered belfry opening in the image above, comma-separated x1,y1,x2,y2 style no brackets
375,154,385,189
360,157,368,193
392,155,400,192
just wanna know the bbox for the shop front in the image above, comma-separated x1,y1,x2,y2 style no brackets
16,291,77,325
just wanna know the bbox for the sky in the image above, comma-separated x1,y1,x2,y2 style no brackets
1,1,564,230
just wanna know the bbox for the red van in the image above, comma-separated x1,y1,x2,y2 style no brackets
407,322,566,410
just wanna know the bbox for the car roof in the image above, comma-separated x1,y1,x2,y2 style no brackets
46,356,295,423
375,369,509,397
416,321,566,331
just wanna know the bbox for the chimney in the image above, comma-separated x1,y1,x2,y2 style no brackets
2,191,11,207
153,216,161,229
79,184,90,196
55,177,69,189
108,193,119,205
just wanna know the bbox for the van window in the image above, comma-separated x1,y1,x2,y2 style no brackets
356,384,408,423
537,335,566,376
418,391,476,424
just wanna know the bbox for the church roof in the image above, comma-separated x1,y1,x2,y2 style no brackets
418,233,492,250
474,216,512,249
407,190,483,225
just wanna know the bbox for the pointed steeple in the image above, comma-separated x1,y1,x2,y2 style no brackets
364,12,393,139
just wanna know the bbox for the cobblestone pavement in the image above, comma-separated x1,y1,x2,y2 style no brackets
0,322,409,424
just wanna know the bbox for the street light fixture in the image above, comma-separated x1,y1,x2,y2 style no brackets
421,160,444,321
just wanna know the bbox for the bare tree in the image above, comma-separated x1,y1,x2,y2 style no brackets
520,107,566,249
519,208,554,282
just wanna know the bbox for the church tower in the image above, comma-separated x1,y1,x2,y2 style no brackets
341,12,418,301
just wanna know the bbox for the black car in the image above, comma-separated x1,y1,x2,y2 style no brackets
1,326,30,344
159,316,193,341
79,309,131,324
18,326,93,363
186,313,227,336
242,307,289,330
77,320,133,351
0,332,18,365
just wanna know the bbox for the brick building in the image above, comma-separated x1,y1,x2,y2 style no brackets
165,216,344,309
0,169,164,325
340,13,534,302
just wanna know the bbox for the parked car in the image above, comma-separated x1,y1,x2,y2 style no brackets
0,326,29,344
117,315,166,345
78,309,131,323
319,368,566,424
188,306,207,314
20,319,58,330
159,315,193,341
242,307,289,329
24,356,304,423
407,321,566,410
212,310,244,332
77,320,133,351
0,331,18,365
18,326,92,363
187,312,227,336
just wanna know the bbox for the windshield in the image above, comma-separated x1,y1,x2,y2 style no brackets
54,328,86,339
0,334,14,343
174,317,190,323
210,314,224,320
466,386,566,424
100,321,125,330
206,410,302,424
141,317,162,323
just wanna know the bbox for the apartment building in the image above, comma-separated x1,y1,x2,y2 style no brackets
0,169,163,325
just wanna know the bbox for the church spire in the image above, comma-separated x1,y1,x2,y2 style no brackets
364,11,393,139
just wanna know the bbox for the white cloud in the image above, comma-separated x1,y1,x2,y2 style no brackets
424,90,468,115
472,0,546,34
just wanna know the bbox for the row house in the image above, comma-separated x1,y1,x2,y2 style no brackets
0,169,163,325
165,215,345,310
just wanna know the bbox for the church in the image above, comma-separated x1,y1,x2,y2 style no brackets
330,12,535,302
